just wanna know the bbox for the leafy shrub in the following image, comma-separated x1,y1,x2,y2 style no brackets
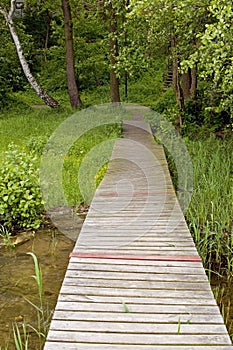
26,136,48,155
0,145,44,230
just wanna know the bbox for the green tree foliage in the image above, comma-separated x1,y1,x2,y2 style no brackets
0,0,233,128
183,0,233,125
130,0,233,130
0,18,28,105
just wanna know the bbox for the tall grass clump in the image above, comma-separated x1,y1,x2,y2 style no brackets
11,252,50,350
185,136,233,275
26,252,48,345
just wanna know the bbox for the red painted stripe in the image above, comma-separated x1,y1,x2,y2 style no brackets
69,252,202,262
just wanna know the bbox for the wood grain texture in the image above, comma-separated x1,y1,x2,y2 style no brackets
44,345,233,350
44,113,233,349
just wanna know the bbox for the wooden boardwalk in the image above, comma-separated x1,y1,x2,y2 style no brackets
44,111,233,349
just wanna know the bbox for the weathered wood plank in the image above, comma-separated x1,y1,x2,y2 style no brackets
75,249,200,256
44,344,233,350
58,294,217,305
78,241,196,248
65,270,208,282
46,331,232,345
59,285,214,298
63,278,211,291
67,262,206,274
52,310,224,324
49,320,227,334
55,301,220,314
77,246,198,252
68,258,204,267
44,116,233,349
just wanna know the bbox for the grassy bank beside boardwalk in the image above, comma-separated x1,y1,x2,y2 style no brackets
0,103,122,231
0,98,232,275
186,136,233,276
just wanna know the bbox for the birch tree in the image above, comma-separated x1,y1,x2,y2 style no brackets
0,0,59,108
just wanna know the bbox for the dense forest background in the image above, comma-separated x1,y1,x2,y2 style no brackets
0,0,232,135
0,3,233,347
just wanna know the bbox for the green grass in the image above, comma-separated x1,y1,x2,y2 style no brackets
0,102,124,231
185,136,233,275
1,88,232,275
0,107,69,152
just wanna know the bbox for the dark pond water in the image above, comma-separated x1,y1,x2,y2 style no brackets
0,228,232,348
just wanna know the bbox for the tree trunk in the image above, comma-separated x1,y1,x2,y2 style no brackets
172,55,184,127
190,66,197,100
181,66,197,101
124,71,128,99
109,2,120,103
61,0,81,108
0,3,59,108
171,36,184,129
181,68,191,100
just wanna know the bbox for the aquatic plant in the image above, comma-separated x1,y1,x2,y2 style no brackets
8,252,51,350
25,252,49,348
0,224,15,248
12,322,28,350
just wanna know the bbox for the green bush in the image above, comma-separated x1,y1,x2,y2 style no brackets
0,145,44,230
26,136,48,155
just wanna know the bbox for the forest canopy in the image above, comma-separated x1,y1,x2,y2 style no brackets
0,0,232,133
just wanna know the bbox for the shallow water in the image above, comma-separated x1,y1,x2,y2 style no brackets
0,229,76,349
211,274,233,338
0,227,233,348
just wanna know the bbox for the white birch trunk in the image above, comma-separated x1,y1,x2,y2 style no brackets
0,0,58,108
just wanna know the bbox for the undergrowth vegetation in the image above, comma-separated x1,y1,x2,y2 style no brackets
0,91,233,273
185,136,233,276
0,146,43,230
0,103,122,232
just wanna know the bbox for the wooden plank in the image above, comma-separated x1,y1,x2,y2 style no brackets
63,278,211,291
54,301,220,314
49,320,227,334
46,331,232,344
68,259,204,268
74,249,200,256
77,240,196,247
78,238,196,244
52,310,225,324
44,116,233,349
58,294,217,306
44,344,233,350
59,285,214,299
65,270,208,282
